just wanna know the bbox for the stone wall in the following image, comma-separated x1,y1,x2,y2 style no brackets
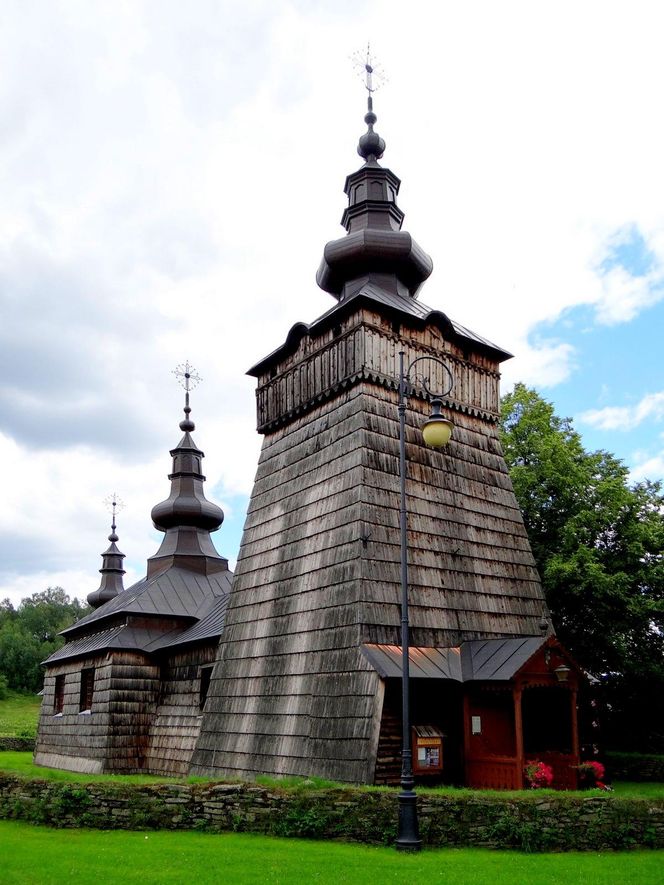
1,775,662,851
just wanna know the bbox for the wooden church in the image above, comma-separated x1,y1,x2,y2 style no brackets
34,369,233,775
190,95,582,789
34,90,582,789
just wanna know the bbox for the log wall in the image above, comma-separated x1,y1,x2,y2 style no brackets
104,652,160,773
34,655,113,773
34,652,160,774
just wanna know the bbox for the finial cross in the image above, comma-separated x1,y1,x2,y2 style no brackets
173,361,202,392
351,43,387,95
103,493,125,530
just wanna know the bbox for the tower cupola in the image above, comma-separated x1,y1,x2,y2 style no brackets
147,363,226,578
87,495,126,608
316,52,433,302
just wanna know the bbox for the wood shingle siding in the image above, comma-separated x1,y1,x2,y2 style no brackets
192,302,548,784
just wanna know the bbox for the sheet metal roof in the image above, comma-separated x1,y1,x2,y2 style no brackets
461,637,544,681
63,566,232,637
362,637,546,683
44,624,181,664
48,590,231,664
362,644,463,680
146,594,230,651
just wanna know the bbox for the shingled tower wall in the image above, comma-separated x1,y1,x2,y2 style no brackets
191,100,548,784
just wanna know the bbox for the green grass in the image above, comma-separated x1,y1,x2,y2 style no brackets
611,780,664,798
2,752,664,798
0,752,181,784
0,692,41,738
0,821,662,884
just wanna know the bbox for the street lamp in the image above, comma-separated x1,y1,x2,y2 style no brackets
396,350,454,852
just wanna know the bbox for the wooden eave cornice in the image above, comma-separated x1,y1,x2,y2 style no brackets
247,291,512,379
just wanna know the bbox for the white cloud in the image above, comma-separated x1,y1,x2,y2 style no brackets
594,265,664,326
630,452,664,483
580,392,664,431
3,0,664,599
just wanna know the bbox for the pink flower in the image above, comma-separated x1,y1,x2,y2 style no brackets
524,761,554,789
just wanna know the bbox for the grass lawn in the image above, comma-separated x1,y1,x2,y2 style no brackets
0,692,41,737
0,751,180,784
2,752,664,799
1,821,662,885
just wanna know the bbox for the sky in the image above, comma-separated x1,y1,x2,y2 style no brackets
2,0,664,606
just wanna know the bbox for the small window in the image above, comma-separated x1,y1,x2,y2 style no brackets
199,666,213,711
53,674,65,714
79,668,95,713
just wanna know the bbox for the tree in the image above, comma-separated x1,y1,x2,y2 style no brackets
501,384,664,751
0,588,90,694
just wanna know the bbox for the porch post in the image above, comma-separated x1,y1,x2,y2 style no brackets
513,685,524,789
462,692,472,783
570,687,579,759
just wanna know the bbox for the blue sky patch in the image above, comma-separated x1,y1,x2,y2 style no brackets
600,225,656,278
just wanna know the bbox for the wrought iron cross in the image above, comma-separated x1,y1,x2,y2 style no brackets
351,43,387,95
172,360,201,418
173,361,202,392
103,493,125,533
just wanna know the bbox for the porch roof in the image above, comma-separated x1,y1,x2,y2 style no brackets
362,637,545,682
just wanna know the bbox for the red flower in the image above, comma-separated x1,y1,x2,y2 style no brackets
524,760,554,789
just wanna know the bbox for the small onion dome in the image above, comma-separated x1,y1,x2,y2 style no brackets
87,522,126,608
358,109,385,162
150,399,224,534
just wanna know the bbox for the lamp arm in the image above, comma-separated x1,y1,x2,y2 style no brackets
403,354,454,401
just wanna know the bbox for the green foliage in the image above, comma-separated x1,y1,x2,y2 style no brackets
0,674,8,701
487,810,552,852
0,588,90,693
501,385,664,751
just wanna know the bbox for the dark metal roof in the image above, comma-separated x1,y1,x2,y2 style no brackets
43,624,180,664
362,643,463,680
461,637,544,681
63,566,232,637
146,593,230,651
248,282,511,377
49,587,230,664
362,637,546,682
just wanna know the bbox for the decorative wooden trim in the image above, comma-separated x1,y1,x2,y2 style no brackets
255,318,502,433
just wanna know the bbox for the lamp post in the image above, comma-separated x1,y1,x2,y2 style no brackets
395,350,454,852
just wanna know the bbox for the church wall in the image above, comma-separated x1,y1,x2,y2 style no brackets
144,644,217,776
356,384,545,647
191,390,384,783
34,656,113,773
103,652,160,772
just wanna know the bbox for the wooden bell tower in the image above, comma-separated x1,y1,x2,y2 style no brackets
191,88,553,785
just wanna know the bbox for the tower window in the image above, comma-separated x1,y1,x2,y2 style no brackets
199,666,213,710
53,675,65,715
79,668,95,713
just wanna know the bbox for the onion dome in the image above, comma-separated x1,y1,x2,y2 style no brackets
87,498,126,608
147,363,227,578
316,91,433,303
